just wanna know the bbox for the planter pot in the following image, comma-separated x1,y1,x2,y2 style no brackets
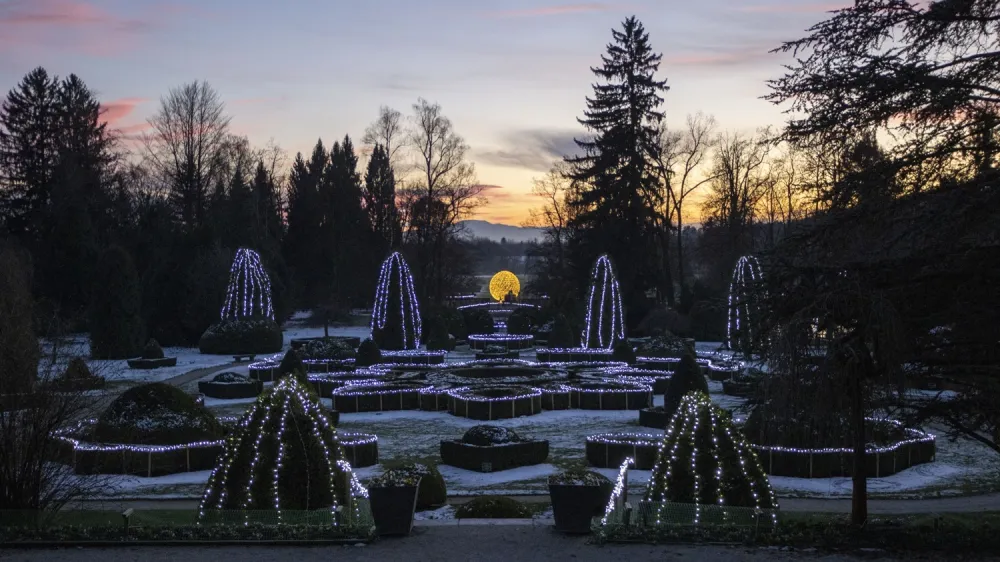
126,357,177,370
369,484,419,536
549,483,613,534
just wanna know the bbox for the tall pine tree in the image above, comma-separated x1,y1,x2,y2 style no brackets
363,143,400,255
283,141,327,307
566,16,669,323
321,135,370,309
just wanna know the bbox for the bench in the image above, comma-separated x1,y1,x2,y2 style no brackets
232,354,256,363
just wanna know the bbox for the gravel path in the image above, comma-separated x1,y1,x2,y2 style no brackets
0,526,982,561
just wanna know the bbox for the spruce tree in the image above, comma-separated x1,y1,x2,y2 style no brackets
0,244,39,394
566,17,669,321
321,135,370,308
90,246,145,359
283,141,326,306
0,67,59,238
364,143,400,254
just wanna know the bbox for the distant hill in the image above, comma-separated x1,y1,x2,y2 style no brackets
458,220,544,243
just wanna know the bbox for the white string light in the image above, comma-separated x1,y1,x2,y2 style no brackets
220,248,274,321
581,255,626,350
370,252,422,350
726,255,764,353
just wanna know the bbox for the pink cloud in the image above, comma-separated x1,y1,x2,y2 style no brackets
487,3,617,18
737,3,849,14
100,97,149,125
0,0,179,56
664,49,774,67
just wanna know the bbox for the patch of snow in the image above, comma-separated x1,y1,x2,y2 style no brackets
438,464,559,489
415,505,456,520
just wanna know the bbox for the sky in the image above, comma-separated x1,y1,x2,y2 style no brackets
0,0,849,225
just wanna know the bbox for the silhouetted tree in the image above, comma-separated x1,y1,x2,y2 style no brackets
89,246,145,359
364,143,400,254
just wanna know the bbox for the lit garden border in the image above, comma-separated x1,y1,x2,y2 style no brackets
53,419,225,477
601,367,673,394
536,383,571,410
302,358,356,373
446,385,544,420
379,350,447,365
418,385,452,411
248,360,280,382
565,381,653,410
427,363,567,388
467,334,535,351
749,420,936,478
535,348,614,363
440,435,549,473
332,382,428,413
585,433,660,470
338,431,380,468
307,370,390,397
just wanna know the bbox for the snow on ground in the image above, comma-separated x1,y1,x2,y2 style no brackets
415,506,456,520
437,464,559,494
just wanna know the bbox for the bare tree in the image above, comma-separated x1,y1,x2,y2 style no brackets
363,106,405,173
403,98,484,301
668,113,718,287
702,130,772,259
143,81,230,228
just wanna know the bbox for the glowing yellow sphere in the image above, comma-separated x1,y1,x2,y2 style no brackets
489,271,520,302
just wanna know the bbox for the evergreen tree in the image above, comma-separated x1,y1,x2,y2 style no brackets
566,17,669,323
364,143,400,254
283,141,326,306
321,135,369,308
0,67,59,238
250,160,283,250
225,162,256,249
0,243,39,394
90,246,145,359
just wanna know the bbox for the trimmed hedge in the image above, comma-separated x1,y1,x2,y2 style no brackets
447,386,543,420
50,358,105,392
93,383,223,445
662,351,709,417
566,381,652,410
638,407,672,429
537,384,571,410
455,497,531,518
440,439,549,473
332,383,425,413
198,317,283,355
751,437,936,478
535,349,613,362
198,373,263,399
418,386,451,411
355,338,381,367
585,433,660,470
54,433,223,477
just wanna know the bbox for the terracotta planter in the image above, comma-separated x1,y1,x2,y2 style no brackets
549,483,613,534
369,484,419,536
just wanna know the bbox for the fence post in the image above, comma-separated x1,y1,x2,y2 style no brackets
148,451,152,478
187,446,191,472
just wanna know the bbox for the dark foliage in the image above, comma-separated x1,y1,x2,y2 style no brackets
461,308,494,335
198,317,283,355
455,497,531,519
93,383,222,445
662,350,709,417
142,339,165,360
0,244,38,394
89,246,145,359
355,338,381,367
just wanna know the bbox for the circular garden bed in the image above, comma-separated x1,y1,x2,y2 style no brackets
428,364,566,388
564,381,652,410
197,372,263,400
749,421,936,478
536,383,571,410
339,431,380,468
467,334,535,351
447,385,543,420
307,370,390,397
379,350,447,365
332,382,427,413
418,385,452,412
600,367,673,394
535,348,613,363
585,432,660,470
706,360,742,382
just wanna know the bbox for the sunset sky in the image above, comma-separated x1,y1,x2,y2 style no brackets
0,0,847,225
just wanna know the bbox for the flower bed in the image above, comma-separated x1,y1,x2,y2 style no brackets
290,336,361,350
340,431,380,468
467,334,535,351
52,420,224,477
198,317,283,355
601,367,673,394
302,359,356,373
333,382,427,413
198,372,264,400
447,385,543,420
750,422,936,478
440,426,549,473
536,383,571,410
379,350,447,366
248,360,280,382
585,432,660,470
126,357,178,370
535,348,613,363
564,381,652,410
307,370,389,397
428,363,566,388
418,385,452,411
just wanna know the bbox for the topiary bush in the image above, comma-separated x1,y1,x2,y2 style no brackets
300,338,355,360
461,425,523,446
142,339,165,360
51,357,105,391
662,350,709,417
63,357,93,380
645,392,777,513
455,497,531,519
462,308,494,335
548,313,577,348
199,376,368,519
612,340,636,364
355,338,381,367
93,382,223,445
89,245,145,360
198,317,283,355
635,332,692,359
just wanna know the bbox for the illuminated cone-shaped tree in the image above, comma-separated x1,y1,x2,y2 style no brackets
221,248,274,321
199,376,369,525
645,392,777,523
370,252,422,350
726,255,765,355
581,255,626,350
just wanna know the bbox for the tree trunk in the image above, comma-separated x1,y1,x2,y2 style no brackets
676,206,685,289
850,367,868,527
660,226,675,308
